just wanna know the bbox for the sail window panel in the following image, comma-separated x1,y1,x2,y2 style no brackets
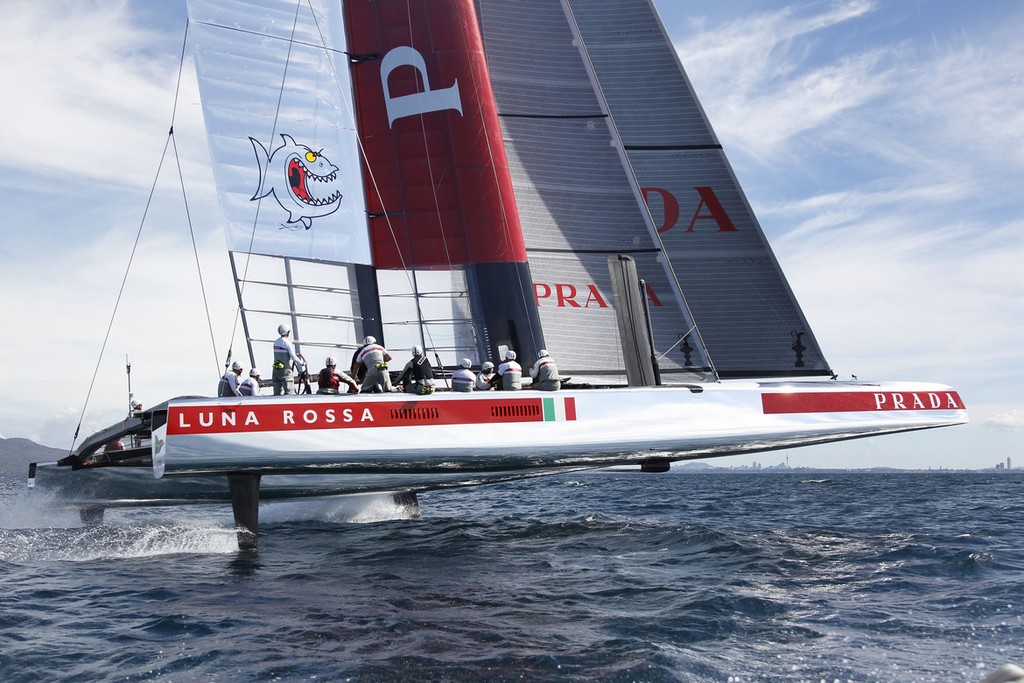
500,117,656,252
477,0,601,116
289,289,358,322
566,0,717,148
292,318,364,354
286,259,358,291
237,280,294,313
377,268,478,367
232,252,284,284
245,311,290,348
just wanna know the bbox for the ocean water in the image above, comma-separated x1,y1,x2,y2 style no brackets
1,470,1022,682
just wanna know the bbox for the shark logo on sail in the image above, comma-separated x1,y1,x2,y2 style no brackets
249,134,343,230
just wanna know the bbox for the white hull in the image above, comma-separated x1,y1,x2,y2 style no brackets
32,380,967,506
156,381,966,474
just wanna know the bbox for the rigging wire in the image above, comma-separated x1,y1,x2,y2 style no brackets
68,22,194,455
403,0,461,360
306,4,433,352
171,132,221,380
453,4,541,352
68,134,172,455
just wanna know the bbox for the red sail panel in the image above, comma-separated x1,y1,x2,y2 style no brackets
344,0,527,268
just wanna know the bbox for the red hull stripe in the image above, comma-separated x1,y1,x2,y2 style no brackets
565,397,577,421
762,391,964,414
167,397,562,436
345,0,527,268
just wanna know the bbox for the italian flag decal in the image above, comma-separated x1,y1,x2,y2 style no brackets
543,396,577,422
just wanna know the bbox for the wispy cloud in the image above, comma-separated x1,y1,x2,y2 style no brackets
983,409,1024,431
0,2,205,188
669,0,1024,431
676,1,883,162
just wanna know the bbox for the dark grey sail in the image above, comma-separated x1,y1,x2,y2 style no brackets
476,0,831,379
476,0,711,383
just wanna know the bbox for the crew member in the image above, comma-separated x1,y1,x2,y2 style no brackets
398,345,435,395
315,356,358,395
496,350,522,390
272,323,306,395
452,358,476,392
530,349,561,391
355,335,393,393
475,361,496,391
350,337,370,383
218,361,244,397
240,368,262,397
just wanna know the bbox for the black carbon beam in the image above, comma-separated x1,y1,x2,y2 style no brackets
227,473,262,552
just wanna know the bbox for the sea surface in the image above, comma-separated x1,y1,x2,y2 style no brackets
1,469,1022,682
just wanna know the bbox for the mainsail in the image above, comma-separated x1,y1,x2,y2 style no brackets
189,0,830,381
476,0,832,379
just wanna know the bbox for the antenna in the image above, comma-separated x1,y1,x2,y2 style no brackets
126,354,134,418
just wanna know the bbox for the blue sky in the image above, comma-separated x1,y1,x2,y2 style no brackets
0,1,1020,469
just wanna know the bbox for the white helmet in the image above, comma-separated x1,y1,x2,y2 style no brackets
325,356,336,367
249,368,261,377
411,345,423,356
482,361,494,371
537,349,549,358
460,358,472,369
278,323,291,335
505,350,517,361
363,335,376,345
231,361,243,371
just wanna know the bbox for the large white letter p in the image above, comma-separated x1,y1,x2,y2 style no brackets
380,46,463,127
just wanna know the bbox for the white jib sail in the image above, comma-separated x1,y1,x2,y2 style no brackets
187,0,371,265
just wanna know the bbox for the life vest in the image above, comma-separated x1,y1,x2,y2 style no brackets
452,368,475,392
318,368,341,390
357,344,386,368
218,372,240,397
401,356,435,394
498,361,522,390
475,372,496,391
273,335,299,367
411,356,433,382
533,358,561,390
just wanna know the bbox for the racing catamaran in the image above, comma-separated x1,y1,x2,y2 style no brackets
30,0,967,549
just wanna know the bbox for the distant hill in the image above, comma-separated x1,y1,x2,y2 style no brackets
0,438,66,475
675,461,717,471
